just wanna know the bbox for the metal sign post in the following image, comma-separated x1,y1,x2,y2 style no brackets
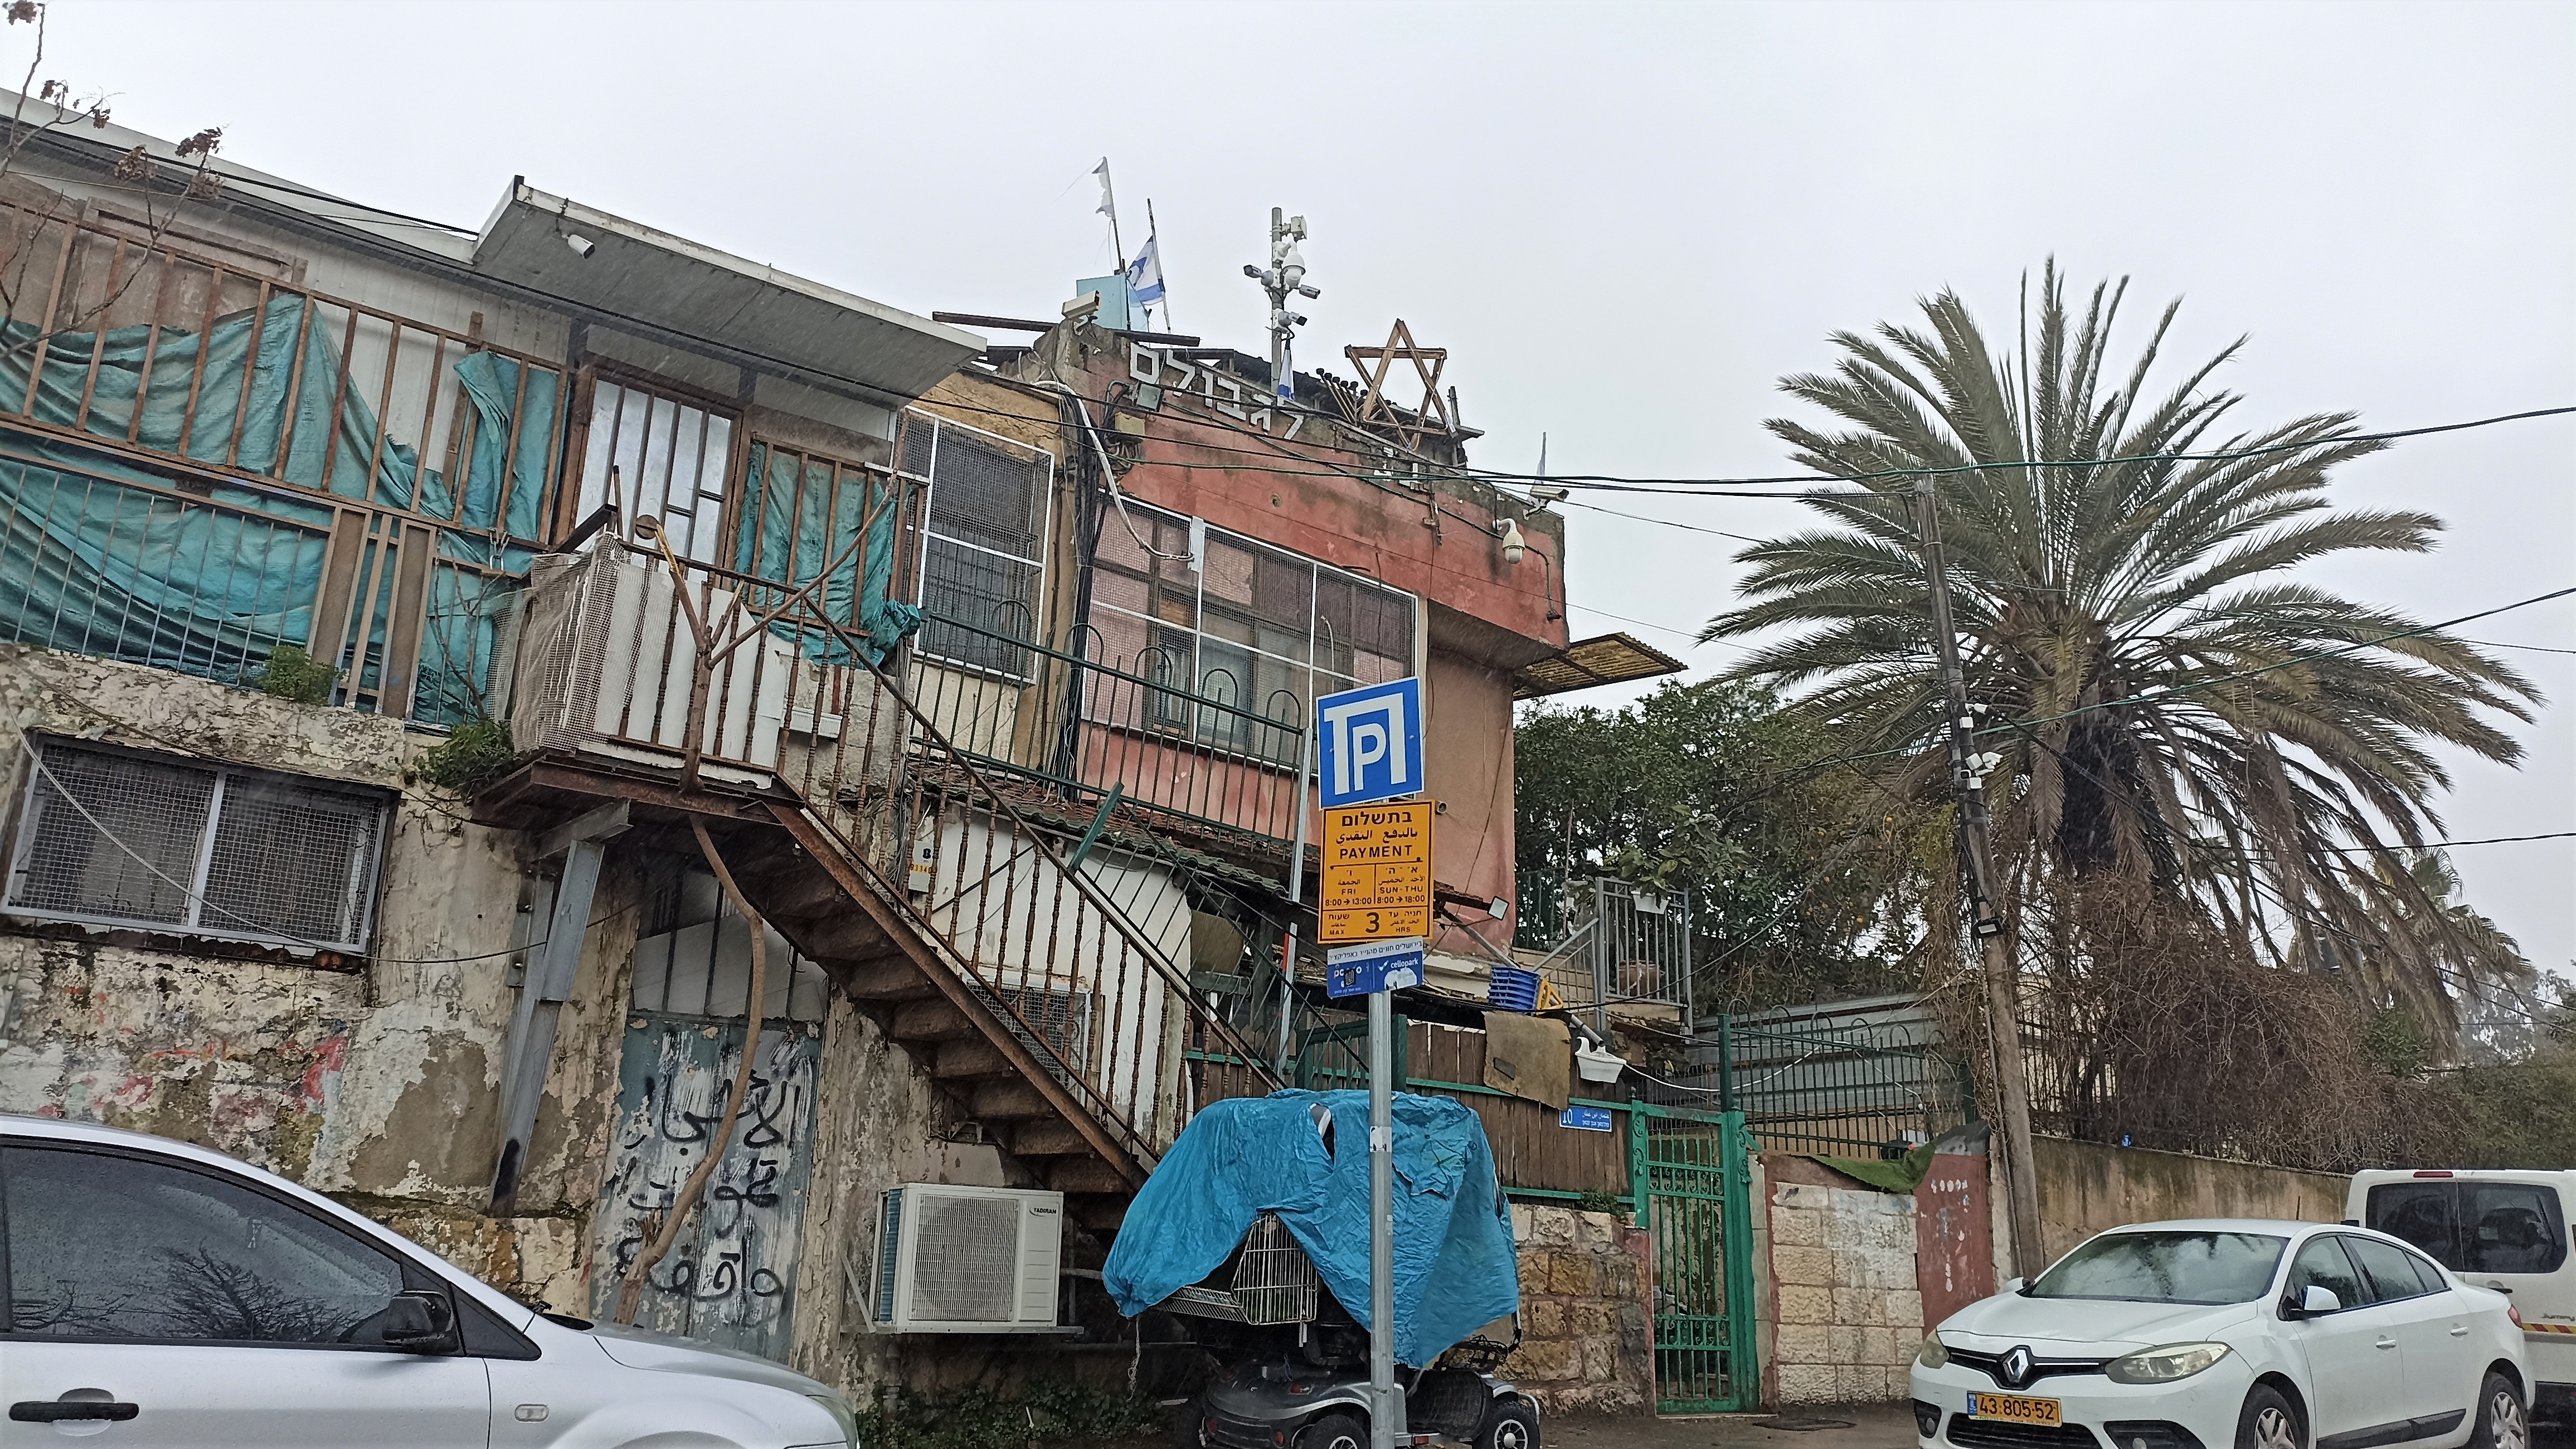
1311,678,1426,1449
1368,985,1402,1449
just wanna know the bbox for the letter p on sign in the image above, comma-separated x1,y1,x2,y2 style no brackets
1316,678,1423,808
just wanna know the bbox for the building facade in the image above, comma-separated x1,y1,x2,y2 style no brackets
0,103,1687,1404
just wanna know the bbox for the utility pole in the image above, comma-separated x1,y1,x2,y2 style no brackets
1243,207,1320,401
1913,476,2045,1275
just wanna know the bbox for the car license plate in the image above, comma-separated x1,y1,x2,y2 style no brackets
1966,1393,2062,1426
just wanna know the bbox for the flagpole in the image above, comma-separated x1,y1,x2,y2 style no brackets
1096,158,1127,314
1146,197,1172,332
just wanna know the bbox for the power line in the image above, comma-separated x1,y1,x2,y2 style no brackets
1980,584,2576,741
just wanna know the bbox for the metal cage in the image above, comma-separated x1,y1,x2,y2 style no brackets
1227,1211,1321,1326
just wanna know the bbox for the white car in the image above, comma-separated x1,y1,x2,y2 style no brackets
0,1114,859,1447
1911,1219,2530,1449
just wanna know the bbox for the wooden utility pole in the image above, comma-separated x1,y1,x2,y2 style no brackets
1912,476,2045,1273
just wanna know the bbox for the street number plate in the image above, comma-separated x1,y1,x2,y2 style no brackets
1966,1393,2061,1426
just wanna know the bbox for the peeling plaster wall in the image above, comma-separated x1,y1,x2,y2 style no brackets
788,990,1020,1397
0,645,630,1310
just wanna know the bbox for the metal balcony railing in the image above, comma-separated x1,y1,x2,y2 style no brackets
509,536,1281,1169
908,606,1309,853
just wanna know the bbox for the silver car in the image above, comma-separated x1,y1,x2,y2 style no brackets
0,1114,859,1447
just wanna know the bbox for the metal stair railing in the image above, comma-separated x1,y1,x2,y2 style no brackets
552,533,1283,1177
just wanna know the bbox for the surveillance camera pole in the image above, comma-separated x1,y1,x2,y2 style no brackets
1245,207,1319,402
1913,476,2045,1276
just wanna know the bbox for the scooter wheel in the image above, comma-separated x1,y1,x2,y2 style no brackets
1477,1398,1540,1449
1298,1411,1368,1449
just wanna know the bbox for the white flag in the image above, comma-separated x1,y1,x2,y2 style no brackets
1092,158,1115,218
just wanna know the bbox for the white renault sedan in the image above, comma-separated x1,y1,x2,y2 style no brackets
0,1114,859,1447
1911,1219,2530,1449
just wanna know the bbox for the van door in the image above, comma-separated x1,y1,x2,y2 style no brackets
2364,1176,2575,1390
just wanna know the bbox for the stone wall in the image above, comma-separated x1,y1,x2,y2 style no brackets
1762,1158,1923,1406
2033,1136,2347,1267
1500,1204,1652,1414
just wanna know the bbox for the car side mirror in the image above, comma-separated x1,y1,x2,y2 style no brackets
2286,1284,2341,1318
380,1291,460,1354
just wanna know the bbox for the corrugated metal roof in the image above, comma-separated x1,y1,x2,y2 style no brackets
1511,631,1686,699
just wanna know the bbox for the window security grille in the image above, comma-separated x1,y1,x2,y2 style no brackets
905,411,1053,679
5,740,386,952
993,984,1094,1071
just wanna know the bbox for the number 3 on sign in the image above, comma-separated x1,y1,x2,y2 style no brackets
1365,911,1381,933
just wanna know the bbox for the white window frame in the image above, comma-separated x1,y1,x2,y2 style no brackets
1083,497,1421,769
903,408,1056,683
2,737,389,954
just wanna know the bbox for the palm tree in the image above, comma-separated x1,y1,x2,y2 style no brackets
1705,262,2540,1043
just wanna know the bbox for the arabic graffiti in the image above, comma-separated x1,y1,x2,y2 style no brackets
590,1014,821,1362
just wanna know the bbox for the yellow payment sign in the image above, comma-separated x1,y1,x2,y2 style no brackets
1318,800,1434,943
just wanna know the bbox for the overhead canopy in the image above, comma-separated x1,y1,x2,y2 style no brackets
474,182,983,404
1512,631,1688,699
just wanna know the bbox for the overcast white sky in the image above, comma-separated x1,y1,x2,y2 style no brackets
54,0,2575,970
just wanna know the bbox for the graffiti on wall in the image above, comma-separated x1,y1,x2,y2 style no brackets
590,1014,822,1362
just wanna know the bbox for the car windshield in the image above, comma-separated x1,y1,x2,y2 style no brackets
2028,1231,2290,1304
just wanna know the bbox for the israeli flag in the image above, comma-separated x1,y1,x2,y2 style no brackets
1125,230,1165,307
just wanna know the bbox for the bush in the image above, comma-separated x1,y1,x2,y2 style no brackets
409,718,517,796
249,645,337,704
852,1381,1165,1449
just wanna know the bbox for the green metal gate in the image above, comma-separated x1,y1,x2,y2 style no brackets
1629,1105,1758,1412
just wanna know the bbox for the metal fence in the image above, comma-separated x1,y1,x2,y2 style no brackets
1510,875,1693,1030
1660,998,1977,1158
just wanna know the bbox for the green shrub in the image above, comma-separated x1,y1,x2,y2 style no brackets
852,1380,1164,1449
250,645,337,704
409,718,517,796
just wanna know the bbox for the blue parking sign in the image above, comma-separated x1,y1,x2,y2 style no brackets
1315,678,1423,809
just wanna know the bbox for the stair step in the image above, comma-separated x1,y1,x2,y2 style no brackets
969,1082,1052,1119
759,868,850,920
932,1040,1012,1081
1047,1159,1133,1196
1010,1122,1093,1157
891,999,979,1042
829,957,937,1002
1067,1195,1129,1232
790,911,899,962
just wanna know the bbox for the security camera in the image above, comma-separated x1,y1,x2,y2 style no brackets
1529,485,1569,504
1242,264,1263,280
563,233,596,259
1296,283,1321,300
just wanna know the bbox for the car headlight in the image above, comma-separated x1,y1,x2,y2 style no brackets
807,1392,862,1448
2104,1342,2230,1385
1916,1332,1949,1369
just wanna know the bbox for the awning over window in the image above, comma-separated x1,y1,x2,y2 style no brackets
1511,631,1686,699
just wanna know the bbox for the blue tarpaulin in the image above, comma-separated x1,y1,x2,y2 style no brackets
1102,1091,1520,1368
734,443,920,667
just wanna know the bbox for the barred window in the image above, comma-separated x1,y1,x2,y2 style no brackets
903,411,1053,679
629,858,830,1023
1086,498,1417,767
3,740,386,953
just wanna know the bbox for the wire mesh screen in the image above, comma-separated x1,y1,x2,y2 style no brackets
4,740,385,952
993,984,1095,1071
918,539,1042,677
8,745,216,925
200,774,384,947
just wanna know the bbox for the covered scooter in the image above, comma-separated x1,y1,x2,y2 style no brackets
1104,1090,1539,1449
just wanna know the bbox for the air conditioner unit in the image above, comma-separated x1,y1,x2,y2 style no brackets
870,1184,1062,1333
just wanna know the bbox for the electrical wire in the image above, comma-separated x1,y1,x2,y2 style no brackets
18,737,626,966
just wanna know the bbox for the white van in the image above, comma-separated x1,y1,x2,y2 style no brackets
2350,1169,2575,1423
